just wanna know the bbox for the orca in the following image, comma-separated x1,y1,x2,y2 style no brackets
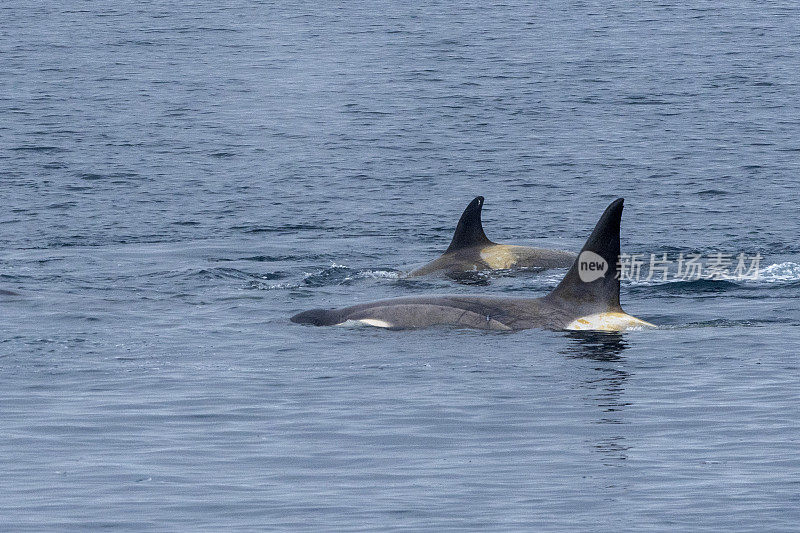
292,198,655,332
409,196,576,276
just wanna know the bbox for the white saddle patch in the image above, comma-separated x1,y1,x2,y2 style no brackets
566,312,656,332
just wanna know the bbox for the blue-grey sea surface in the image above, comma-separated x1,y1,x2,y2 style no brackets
2,1,800,531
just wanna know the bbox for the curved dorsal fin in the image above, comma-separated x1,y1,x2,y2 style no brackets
445,196,493,253
546,198,624,311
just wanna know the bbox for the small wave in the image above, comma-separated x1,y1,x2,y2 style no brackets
697,189,730,197
247,281,302,290
302,263,400,287
229,223,320,234
163,267,287,282
193,267,264,281
245,264,400,291
632,278,740,293
659,318,783,330
753,262,800,284
11,145,67,153
628,262,800,290
695,262,800,287
215,254,306,263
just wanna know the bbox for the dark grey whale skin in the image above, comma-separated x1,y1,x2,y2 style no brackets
292,198,628,331
409,196,576,277
291,294,582,331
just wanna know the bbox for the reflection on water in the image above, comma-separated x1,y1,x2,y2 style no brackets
562,331,629,361
446,270,492,285
562,332,632,464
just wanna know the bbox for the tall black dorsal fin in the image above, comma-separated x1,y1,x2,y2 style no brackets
546,198,624,311
445,196,493,253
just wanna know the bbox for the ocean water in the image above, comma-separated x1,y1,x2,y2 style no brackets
2,1,800,531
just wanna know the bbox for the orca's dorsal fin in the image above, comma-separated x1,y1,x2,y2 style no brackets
445,196,493,253
546,198,624,311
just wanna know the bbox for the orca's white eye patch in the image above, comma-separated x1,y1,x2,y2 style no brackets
358,319,393,328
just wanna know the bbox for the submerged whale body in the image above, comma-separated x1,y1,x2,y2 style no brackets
292,198,655,332
409,196,576,277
